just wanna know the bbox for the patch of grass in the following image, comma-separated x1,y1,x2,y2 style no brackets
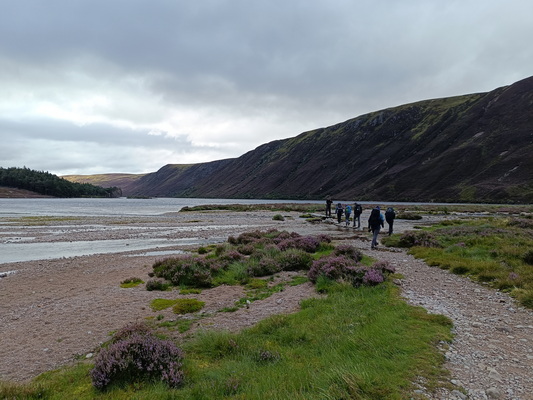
120,277,144,288
158,319,195,333
406,217,533,308
150,298,180,311
246,278,268,289
180,288,202,295
272,214,285,221
172,298,205,314
288,275,309,286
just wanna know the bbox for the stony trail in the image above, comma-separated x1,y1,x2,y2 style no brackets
355,240,533,400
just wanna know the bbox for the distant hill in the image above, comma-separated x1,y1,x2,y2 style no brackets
68,76,533,203
62,173,145,193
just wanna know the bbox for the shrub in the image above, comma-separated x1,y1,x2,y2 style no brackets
272,214,285,221
152,255,215,287
90,323,184,390
277,236,321,253
237,244,255,255
146,279,170,291
277,249,313,271
172,298,205,314
372,260,396,274
333,244,363,262
308,256,354,283
198,246,209,254
247,257,282,277
362,268,385,285
398,231,440,248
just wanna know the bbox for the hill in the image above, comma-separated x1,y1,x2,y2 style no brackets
62,173,145,193
69,76,533,203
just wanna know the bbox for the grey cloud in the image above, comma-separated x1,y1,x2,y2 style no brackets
1,0,532,175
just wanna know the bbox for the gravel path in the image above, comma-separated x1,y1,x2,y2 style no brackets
351,238,533,400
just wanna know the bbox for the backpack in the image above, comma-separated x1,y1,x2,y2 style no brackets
354,204,362,215
345,205,352,214
368,208,381,225
385,208,395,220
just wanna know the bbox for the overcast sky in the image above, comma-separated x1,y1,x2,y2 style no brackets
1,0,532,176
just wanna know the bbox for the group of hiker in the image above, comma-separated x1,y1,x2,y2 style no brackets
325,196,396,249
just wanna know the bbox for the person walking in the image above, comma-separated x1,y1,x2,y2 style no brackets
335,202,344,224
385,207,396,236
344,204,352,226
368,206,384,249
353,203,363,229
325,196,333,218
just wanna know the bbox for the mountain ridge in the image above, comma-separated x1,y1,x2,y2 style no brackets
65,76,533,203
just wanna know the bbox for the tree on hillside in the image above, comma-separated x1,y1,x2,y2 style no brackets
0,167,122,198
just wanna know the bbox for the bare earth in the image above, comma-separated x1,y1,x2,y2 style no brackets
1,211,532,399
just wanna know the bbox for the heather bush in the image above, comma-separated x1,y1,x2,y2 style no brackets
277,248,313,271
398,231,440,248
90,324,184,390
145,279,170,291
308,255,354,283
362,268,385,285
237,243,256,255
110,322,152,343
277,235,320,253
372,260,396,274
153,255,215,287
333,244,363,262
272,214,285,221
247,257,282,277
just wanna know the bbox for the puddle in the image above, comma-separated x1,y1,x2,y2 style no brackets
0,237,224,264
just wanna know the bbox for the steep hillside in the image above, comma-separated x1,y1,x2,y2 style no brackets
79,76,533,203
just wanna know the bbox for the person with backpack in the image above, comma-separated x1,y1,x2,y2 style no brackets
325,196,333,218
335,203,344,224
353,203,363,229
385,207,396,236
344,204,352,226
367,206,384,249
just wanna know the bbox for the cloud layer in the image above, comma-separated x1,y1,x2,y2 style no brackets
1,0,532,175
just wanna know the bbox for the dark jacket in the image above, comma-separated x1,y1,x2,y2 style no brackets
385,208,396,223
368,208,384,229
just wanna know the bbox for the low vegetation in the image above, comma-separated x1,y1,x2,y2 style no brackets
383,216,533,309
119,277,144,288
0,228,456,398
